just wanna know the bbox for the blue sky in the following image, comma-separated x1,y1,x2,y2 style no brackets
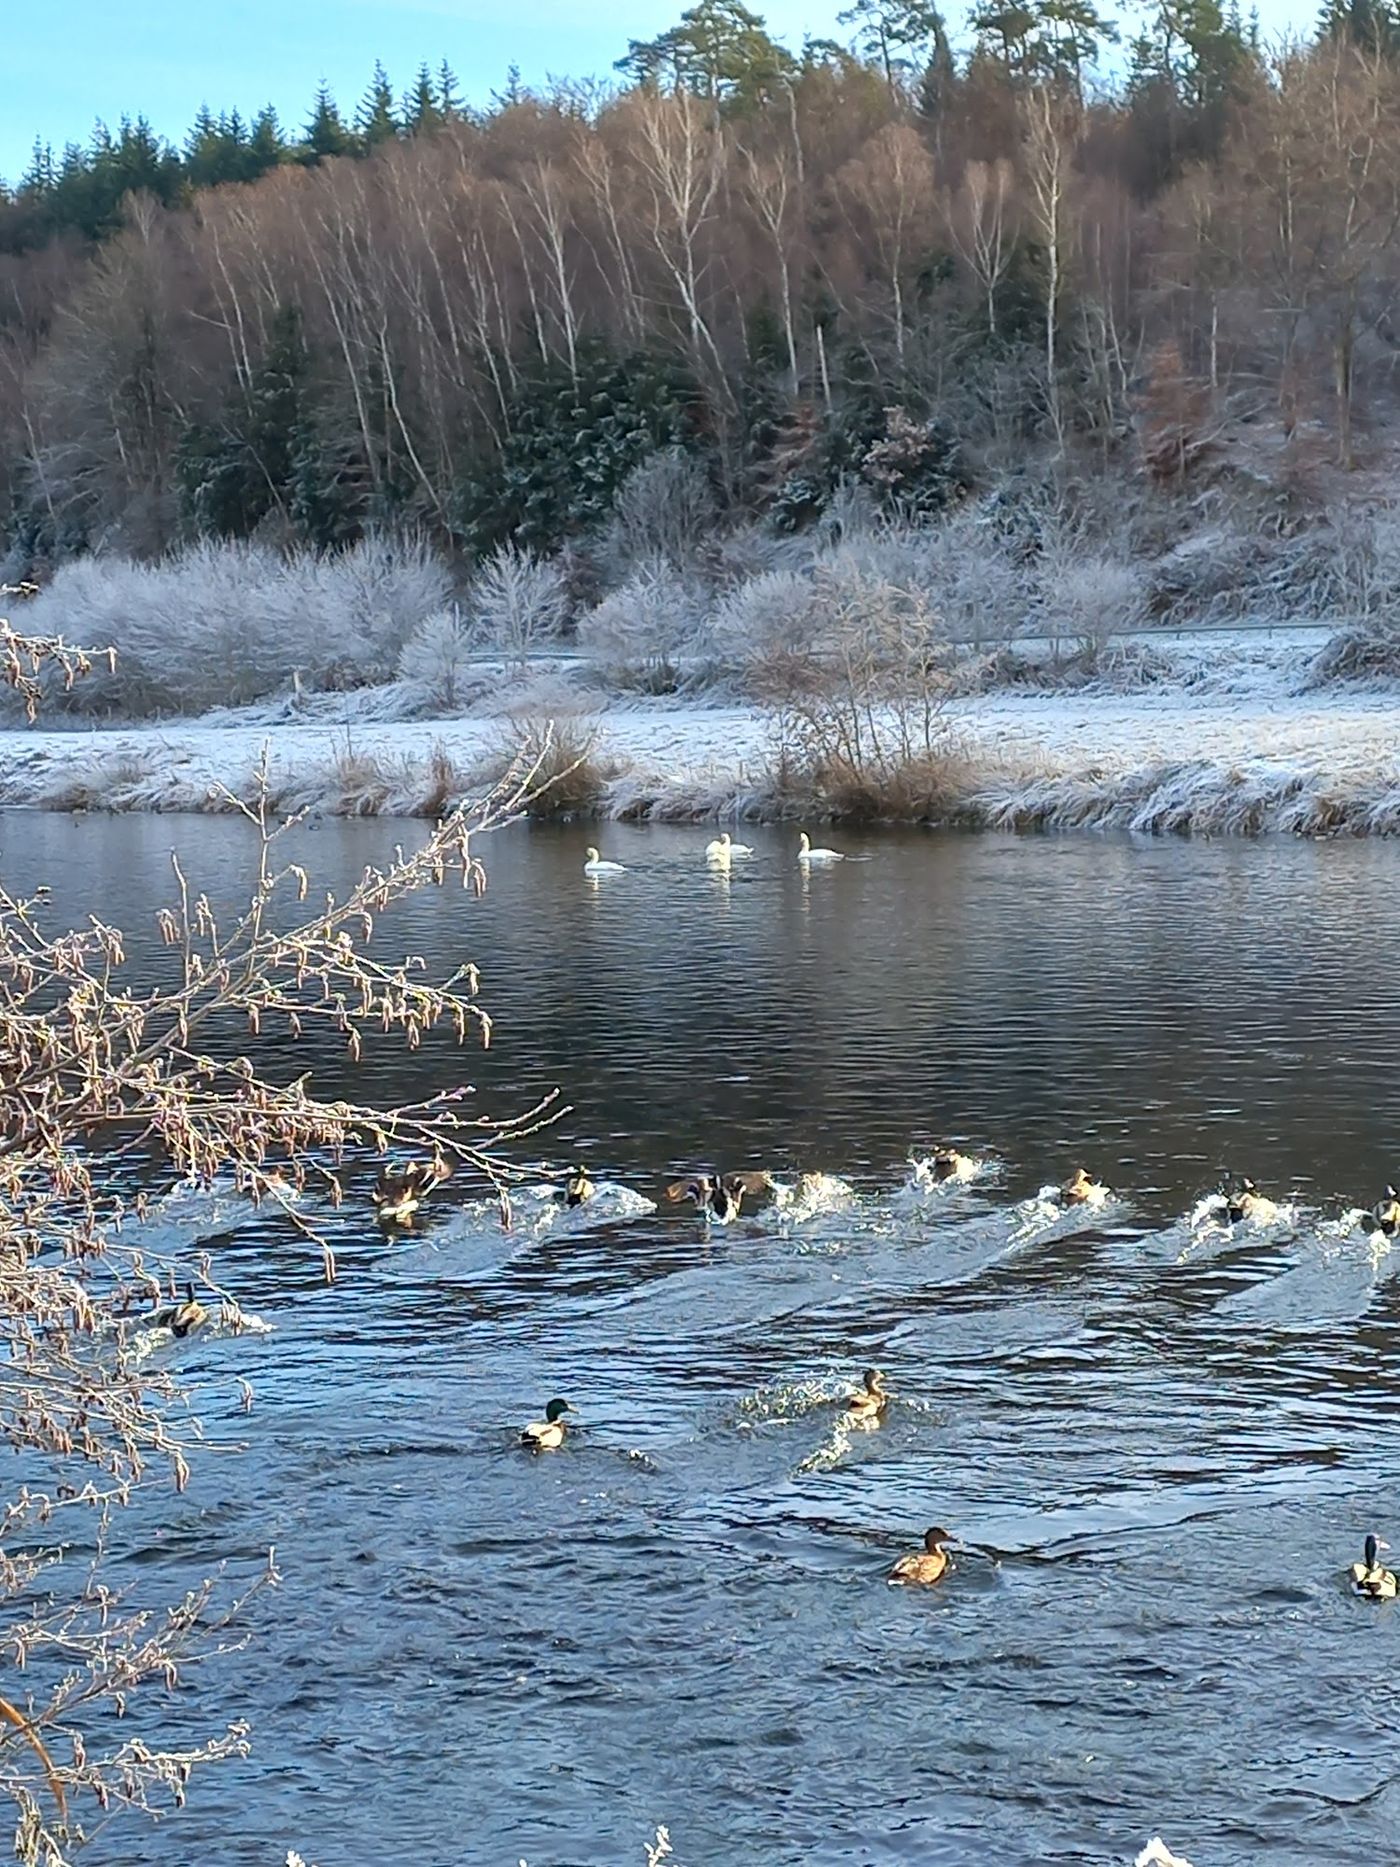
4,0,1316,185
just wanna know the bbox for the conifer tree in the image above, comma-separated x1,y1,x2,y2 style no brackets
437,59,465,119
302,81,354,162
357,60,399,145
404,62,445,134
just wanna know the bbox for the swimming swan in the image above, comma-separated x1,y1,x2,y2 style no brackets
1349,1532,1398,1598
584,847,626,875
797,832,845,865
520,1397,574,1451
888,1526,953,1586
1135,1843,1196,1867
705,831,754,863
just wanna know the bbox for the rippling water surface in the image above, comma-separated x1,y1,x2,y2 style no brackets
6,813,1400,1867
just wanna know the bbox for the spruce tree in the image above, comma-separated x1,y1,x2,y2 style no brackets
356,60,399,145
247,107,286,179
437,60,465,119
404,62,444,134
302,82,354,162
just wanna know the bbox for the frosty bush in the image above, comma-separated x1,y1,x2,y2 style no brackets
18,535,455,716
1040,557,1147,655
578,558,705,681
397,606,478,710
470,545,569,666
325,533,453,674
600,448,718,580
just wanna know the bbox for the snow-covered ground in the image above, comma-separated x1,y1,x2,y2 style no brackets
1,629,1397,834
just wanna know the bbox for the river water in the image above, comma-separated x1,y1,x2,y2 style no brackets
4,813,1400,1867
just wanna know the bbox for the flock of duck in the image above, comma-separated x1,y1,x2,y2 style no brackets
356,1150,1400,1597
133,1148,1400,1597
582,831,849,876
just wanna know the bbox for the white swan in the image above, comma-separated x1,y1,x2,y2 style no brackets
705,831,754,863
1135,1841,1195,1867
583,846,626,875
798,832,845,865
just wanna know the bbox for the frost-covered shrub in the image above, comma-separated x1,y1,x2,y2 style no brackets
577,558,705,682
469,544,569,664
1039,557,1147,654
315,533,454,675
17,534,455,716
712,558,946,693
599,448,717,579
396,606,479,710
1306,621,1400,687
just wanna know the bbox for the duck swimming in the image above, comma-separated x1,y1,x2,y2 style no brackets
664,1170,775,1223
520,1397,574,1452
797,832,845,865
913,1148,979,1186
372,1158,452,1225
583,846,626,875
1219,1177,1280,1225
1349,1532,1397,1598
149,1281,208,1339
1060,1167,1108,1206
704,831,754,863
888,1525,953,1586
562,1168,595,1208
1370,1186,1400,1238
844,1367,890,1426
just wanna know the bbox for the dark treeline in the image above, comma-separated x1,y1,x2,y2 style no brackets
1,0,1397,573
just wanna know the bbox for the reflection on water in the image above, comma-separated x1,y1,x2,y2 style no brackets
4,812,1400,1867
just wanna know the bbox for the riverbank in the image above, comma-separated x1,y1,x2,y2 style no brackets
2,629,1398,834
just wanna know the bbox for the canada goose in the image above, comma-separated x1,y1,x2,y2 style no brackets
913,1148,979,1186
664,1169,775,1223
149,1281,208,1339
520,1397,574,1452
844,1366,890,1426
888,1525,953,1586
372,1158,452,1224
1371,1186,1400,1238
797,831,845,865
705,831,754,862
584,847,626,875
1060,1167,1108,1206
1349,1531,1398,1598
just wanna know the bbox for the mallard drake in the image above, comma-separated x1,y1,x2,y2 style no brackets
705,831,754,862
797,831,845,865
149,1281,208,1339
584,846,626,875
664,1170,775,1223
844,1366,890,1425
520,1397,574,1451
888,1525,953,1586
914,1148,978,1186
1349,1532,1397,1598
372,1157,452,1224
1060,1167,1108,1206
1371,1186,1400,1238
